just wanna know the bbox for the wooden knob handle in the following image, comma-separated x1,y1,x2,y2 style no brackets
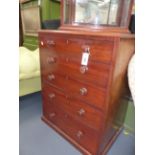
48,93,55,99
78,108,85,116
80,66,88,74
40,41,44,46
49,113,56,118
48,74,55,80
47,57,56,64
80,88,87,95
47,40,55,46
77,131,83,139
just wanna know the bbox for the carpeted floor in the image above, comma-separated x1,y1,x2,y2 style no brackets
19,92,135,155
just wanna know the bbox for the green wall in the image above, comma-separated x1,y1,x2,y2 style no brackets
115,98,135,134
23,36,38,50
20,0,60,50
124,100,135,133
41,0,60,20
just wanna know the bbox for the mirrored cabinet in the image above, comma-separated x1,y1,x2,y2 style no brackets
62,0,134,32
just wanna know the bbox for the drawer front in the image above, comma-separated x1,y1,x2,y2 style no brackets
43,101,99,154
42,83,104,130
40,49,110,88
39,33,114,64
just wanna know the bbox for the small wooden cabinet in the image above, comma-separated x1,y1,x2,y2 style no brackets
38,0,134,154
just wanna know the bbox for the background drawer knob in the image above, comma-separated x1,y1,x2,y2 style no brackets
80,66,88,74
47,57,56,64
49,113,56,118
77,131,83,139
78,108,85,116
80,88,87,95
48,93,55,99
47,40,55,46
48,74,55,80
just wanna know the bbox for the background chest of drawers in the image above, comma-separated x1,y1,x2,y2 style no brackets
38,30,134,155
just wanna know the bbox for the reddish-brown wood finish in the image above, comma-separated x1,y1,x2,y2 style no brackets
42,82,104,131
39,30,134,155
41,56,111,88
42,76,107,110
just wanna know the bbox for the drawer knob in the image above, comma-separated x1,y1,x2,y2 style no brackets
80,88,87,95
48,74,55,80
78,108,85,116
47,57,56,64
49,113,56,118
77,131,83,139
47,40,55,46
40,41,44,46
80,66,88,74
48,93,55,99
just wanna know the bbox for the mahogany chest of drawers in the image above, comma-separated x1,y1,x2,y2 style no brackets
38,30,134,155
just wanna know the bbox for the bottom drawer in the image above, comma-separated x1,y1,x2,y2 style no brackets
43,102,100,154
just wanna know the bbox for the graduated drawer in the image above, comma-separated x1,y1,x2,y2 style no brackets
39,33,114,64
42,83,104,130
43,101,100,155
40,53,110,88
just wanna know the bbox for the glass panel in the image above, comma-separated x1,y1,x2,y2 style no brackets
63,0,132,27
120,0,131,27
75,0,111,25
108,0,120,25
64,0,71,24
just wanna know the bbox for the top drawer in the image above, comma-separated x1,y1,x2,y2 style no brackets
39,33,114,64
